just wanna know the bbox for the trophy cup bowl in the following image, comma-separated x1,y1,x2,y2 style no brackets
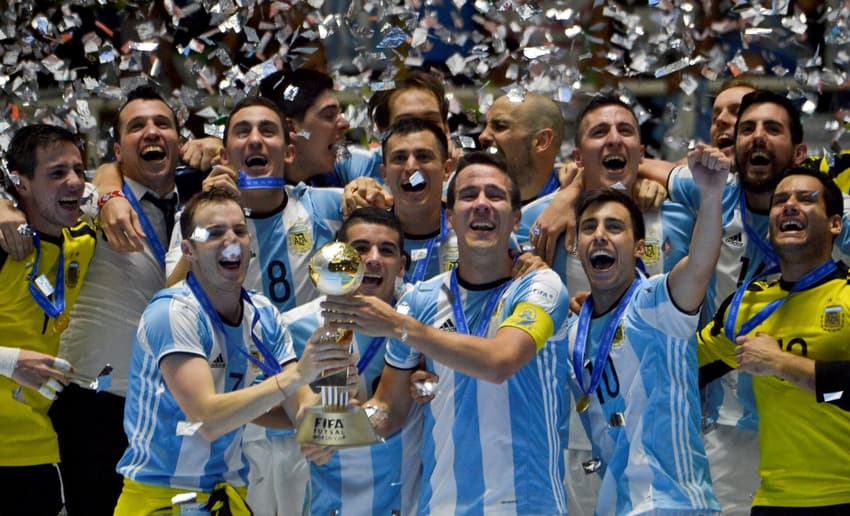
296,241,379,447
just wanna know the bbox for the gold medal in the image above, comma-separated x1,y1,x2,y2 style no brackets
53,313,70,333
576,394,591,413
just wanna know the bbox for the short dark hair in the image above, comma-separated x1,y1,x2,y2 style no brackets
180,186,244,239
773,166,843,218
223,96,291,145
574,95,640,147
6,124,80,181
115,85,178,138
446,151,521,210
369,70,449,133
259,68,334,121
337,207,405,252
575,188,646,241
381,117,449,163
735,90,803,145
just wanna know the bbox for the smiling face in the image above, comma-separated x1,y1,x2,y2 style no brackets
577,200,644,297
710,86,753,157
181,200,251,290
16,141,86,236
290,90,349,178
447,164,520,255
344,222,406,302
114,99,180,196
769,174,841,264
574,104,643,192
735,102,807,195
381,129,448,219
222,104,292,179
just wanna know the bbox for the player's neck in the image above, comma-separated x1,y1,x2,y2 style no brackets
242,188,286,217
396,202,441,237
455,253,512,285
743,190,772,213
21,202,64,238
780,252,833,283
518,161,552,202
286,162,318,185
193,272,243,324
591,281,632,316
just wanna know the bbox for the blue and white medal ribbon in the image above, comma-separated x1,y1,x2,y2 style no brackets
236,170,286,190
449,268,513,337
405,208,447,285
28,232,65,319
186,272,282,377
122,182,166,268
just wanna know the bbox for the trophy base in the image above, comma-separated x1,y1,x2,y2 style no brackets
295,405,379,447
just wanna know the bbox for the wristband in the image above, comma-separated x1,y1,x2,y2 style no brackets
98,190,126,208
0,346,21,378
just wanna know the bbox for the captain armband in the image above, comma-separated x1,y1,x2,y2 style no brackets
0,346,21,378
499,302,555,351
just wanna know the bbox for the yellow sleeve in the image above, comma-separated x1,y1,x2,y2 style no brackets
697,317,738,369
499,302,554,351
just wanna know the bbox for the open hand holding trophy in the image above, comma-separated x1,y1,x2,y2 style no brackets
295,241,380,446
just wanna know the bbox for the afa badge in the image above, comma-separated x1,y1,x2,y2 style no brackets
66,261,80,289
612,322,625,349
821,305,844,332
287,222,313,255
642,240,659,266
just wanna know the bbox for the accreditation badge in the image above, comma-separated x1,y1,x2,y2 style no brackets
287,221,313,254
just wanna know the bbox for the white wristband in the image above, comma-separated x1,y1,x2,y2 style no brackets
0,346,21,378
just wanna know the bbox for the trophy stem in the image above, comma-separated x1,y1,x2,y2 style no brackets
320,385,349,411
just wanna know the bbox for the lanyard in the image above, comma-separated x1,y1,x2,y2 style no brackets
28,232,65,318
405,208,447,285
449,268,513,337
571,273,644,402
237,170,286,189
538,170,560,197
356,336,385,374
738,189,779,268
186,272,282,377
122,182,166,268
724,259,838,341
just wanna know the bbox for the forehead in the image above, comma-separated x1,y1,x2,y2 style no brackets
385,129,441,152
346,221,401,244
390,88,441,118
229,105,282,129
308,90,340,111
487,97,521,119
34,141,82,171
194,200,245,225
714,87,752,110
119,99,173,125
580,200,632,223
579,105,638,133
456,163,510,189
776,174,823,193
738,102,791,126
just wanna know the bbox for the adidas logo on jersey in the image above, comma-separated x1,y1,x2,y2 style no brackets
211,353,226,368
439,319,457,333
724,232,744,248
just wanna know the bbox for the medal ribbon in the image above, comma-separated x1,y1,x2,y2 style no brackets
186,272,282,377
405,208,447,285
28,232,65,318
449,268,513,337
738,190,779,268
237,170,286,190
724,259,837,341
122,182,166,268
571,273,644,402
356,337,386,374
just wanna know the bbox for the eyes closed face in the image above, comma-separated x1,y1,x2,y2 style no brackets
184,201,252,287
448,164,519,252
19,141,86,236
710,86,753,157
735,102,804,194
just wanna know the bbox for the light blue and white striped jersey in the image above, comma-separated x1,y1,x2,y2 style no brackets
117,283,294,491
282,298,423,516
518,192,569,286
166,183,343,313
334,146,384,185
386,268,570,515
567,274,719,516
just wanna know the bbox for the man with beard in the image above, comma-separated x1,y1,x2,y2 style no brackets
698,168,850,513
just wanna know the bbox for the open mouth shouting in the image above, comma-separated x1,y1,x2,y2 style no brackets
244,154,268,172
715,134,734,151
748,149,773,168
361,272,383,287
588,249,616,272
602,155,627,172
401,170,427,193
58,195,81,211
141,145,167,161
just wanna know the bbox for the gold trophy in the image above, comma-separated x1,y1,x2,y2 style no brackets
295,241,380,446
